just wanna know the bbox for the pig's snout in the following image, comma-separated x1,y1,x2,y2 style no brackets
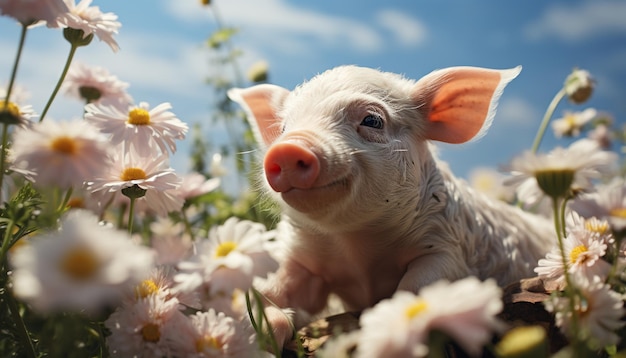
264,140,320,193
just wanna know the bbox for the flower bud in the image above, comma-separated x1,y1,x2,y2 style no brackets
495,326,548,358
564,68,594,104
63,28,94,47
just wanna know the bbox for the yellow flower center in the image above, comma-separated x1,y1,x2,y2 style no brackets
50,136,78,155
136,279,159,299
141,323,161,342
0,100,20,117
215,241,237,258
59,246,100,281
584,219,610,235
570,245,588,264
196,335,222,352
120,167,147,181
127,108,151,125
66,197,85,209
405,299,428,320
564,114,577,128
610,207,626,219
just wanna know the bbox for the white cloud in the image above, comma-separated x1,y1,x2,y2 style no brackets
495,97,540,127
164,0,427,53
376,9,427,47
524,2,626,42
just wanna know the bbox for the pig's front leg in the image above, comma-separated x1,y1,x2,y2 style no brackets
397,251,471,293
259,258,330,347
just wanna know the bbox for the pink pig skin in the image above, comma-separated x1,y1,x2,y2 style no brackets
228,65,554,346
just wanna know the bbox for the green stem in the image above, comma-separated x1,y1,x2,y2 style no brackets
0,24,29,203
250,288,281,357
531,88,566,153
57,186,73,213
0,219,15,267
39,43,79,122
127,197,136,234
4,286,36,358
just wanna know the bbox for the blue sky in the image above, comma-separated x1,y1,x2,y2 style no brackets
1,0,625,193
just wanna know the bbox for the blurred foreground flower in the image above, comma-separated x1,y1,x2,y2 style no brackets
175,217,279,302
571,178,626,232
56,0,121,52
9,119,110,189
10,210,155,313
63,61,132,106
544,275,624,348
356,277,503,357
85,101,188,157
0,0,68,26
1,86,37,124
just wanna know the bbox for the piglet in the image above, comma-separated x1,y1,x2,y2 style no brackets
228,65,554,346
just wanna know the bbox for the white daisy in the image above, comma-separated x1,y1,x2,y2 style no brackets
0,0,67,26
62,61,132,106
172,172,221,201
544,275,624,347
356,277,503,357
9,119,110,189
56,0,121,52
571,178,626,232
169,309,261,357
505,139,617,204
1,85,38,124
534,227,611,285
10,210,155,313
85,101,188,157
551,108,597,138
468,167,515,202
105,294,187,357
86,147,183,216
149,217,193,265
174,217,279,300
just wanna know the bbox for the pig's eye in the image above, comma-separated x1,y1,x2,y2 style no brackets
360,114,384,129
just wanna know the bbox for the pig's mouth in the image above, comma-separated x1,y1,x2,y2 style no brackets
280,176,351,212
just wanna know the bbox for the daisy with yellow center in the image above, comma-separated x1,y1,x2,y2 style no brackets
9,119,110,189
10,210,155,313
535,228,611,285
84,101,188,157
174,217,278,297
357,277,503,358
86,147,183,217
571,178,626,232
551,108,597,138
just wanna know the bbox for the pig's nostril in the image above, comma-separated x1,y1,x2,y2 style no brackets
297,160,310,169
267,163,282,175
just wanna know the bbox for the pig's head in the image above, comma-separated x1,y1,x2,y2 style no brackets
228,65,521,232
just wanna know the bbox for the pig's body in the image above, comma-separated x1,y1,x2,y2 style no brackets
229,65,553,345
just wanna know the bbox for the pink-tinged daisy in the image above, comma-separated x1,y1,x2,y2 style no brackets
571,178,626,232
356,277,504,358
9,119,110,189
62,61,132,106
56,0,121,52
544,275,624,347
86,147,183,216
149,217,193,265
0,0,67,26
84,101,188,157
534,226,611,285
174,217,279,300
105,294,188,357
129,266,199,310
505,139,617,204
551,108,597,138
169,309,261,357
172,172,221,201
10,210,155,313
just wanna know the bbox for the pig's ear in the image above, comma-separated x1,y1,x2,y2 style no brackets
228,84,290,146
413,66,521,144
